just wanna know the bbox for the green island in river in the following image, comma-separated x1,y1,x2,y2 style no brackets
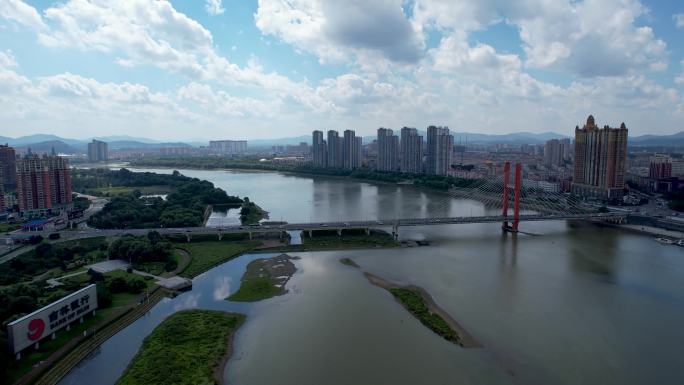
117,310,244,385
228,254,298,302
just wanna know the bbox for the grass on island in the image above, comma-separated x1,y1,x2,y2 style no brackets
340,258,360,268
389,288,459,343
227,256,294,302
176,239,261,278
301,229,399,249
228,276,280,302
117,310,244,385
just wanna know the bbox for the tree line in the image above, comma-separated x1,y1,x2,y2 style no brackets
77,169,245,229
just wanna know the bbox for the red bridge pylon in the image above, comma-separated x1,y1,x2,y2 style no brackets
502,162,522,232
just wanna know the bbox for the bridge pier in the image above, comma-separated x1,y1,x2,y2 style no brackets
337,229,342,236
365,228,370,236
391,224,399,240
218,232,222,241
248,231,252,240
512,163,522,232
308,230,312,238
186,234,191,243
502,161,510,230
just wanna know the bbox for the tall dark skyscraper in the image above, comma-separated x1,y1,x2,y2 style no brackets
312,130,327,167
87,140,109,162
0,144,17,191
400,127,423,173
342,130,361,170
572,115,628,198
426,126,453,175
377,128,398,172
544,139,563,167
327,130,342,168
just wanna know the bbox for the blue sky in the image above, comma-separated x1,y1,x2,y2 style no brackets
0,0,683,140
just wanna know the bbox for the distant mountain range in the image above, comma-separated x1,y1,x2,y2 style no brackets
0,131,681,154
0,134,191,154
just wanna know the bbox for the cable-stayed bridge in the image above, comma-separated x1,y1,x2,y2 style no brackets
11,162,627,243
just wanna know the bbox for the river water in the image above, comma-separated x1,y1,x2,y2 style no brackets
60,168,684,385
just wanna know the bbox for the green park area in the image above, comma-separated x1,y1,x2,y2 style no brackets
87,185,174,197
174,236,261,278
117,310,244,385
0,223,19,234
73,168,245,229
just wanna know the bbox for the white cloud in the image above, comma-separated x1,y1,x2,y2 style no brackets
674,13,684,28
0,0,46,30
412,0,667,78
205,0,225,16
676,60,684,85
255,0,423,64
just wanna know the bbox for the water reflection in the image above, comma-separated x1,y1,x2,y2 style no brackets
569,226,619,279
213,276,232,300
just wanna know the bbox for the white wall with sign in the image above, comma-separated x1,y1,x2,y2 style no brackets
7,284,98,354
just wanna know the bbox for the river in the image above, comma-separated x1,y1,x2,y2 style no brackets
60,168,684,385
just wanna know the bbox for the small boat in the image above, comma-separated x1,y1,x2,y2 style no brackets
655,237,674,245
675,239,684,247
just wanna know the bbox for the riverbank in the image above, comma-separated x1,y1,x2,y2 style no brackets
117,310,245,385
363,271,480,348
228,254,298,302
616,223,684,238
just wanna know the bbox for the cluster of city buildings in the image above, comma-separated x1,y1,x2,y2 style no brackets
0,145,73,217
310,116,631,198
313,126,454,175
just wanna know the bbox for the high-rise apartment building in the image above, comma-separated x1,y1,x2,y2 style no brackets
342,130,360,170
87,140,108,162
544,139,563,167
560,138,572,161
17,154,72,215
0,167,4,212
649,154,672,179
376,128,398,172
354,136,363,169
327,130,342,168
400,127,423,173
426,126,453,175
312,130,327,168
45,155,72,207
0,144,17,191
572,115,628,198
208,140,248,155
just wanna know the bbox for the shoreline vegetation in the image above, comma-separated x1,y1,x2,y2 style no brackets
127,157,478,191
359,267,479,348
117,310,244,385
72,168,246,229
227,254,298,302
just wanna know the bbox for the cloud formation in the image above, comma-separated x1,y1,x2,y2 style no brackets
0,0,681,139
205,0,225,16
